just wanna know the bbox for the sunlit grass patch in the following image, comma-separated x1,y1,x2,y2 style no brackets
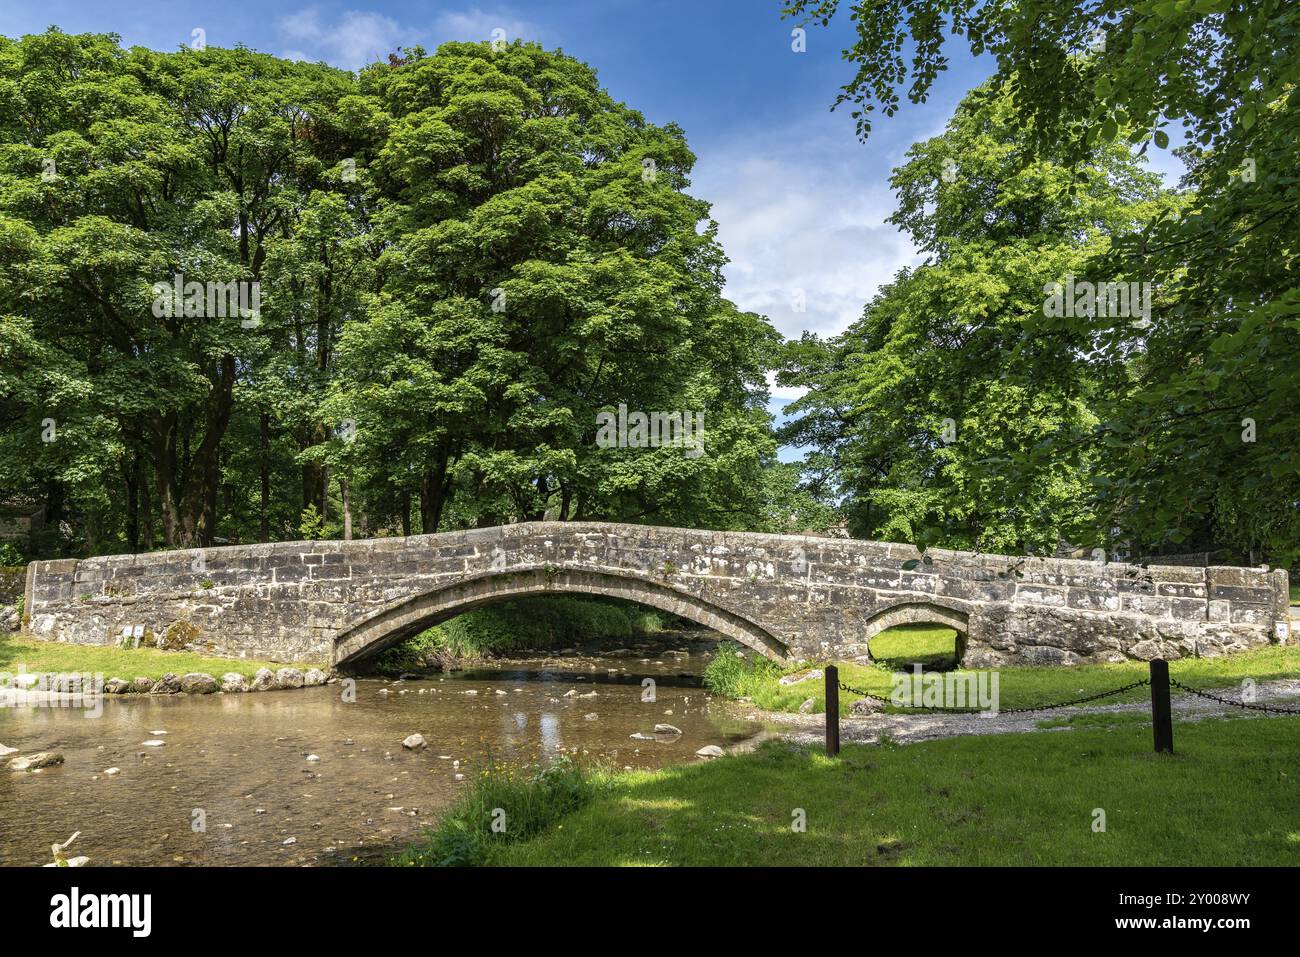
867,623,960,669
0,634,322,682
484,717,1300,867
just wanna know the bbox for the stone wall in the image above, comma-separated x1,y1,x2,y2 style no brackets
22,522,1291,667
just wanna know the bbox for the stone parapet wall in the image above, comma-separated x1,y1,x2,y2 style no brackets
22,523,1290,667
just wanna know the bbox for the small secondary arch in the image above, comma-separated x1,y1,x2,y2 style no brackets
861,600,971,666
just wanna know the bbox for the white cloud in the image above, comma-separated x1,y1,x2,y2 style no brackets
274,5,542,70
437,8,534,44
765,371,807,402
694,123,922,343
275,7,404,69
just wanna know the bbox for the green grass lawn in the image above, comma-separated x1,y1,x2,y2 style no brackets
0,633,323,681
479,716,1300,866
867,623,960,669
705,633,1300,716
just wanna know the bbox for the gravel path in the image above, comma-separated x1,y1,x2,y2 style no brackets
751,678,1300,749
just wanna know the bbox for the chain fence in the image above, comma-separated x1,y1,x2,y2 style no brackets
833,674,1300,717
1168,676,1300,716
835,677,1151,715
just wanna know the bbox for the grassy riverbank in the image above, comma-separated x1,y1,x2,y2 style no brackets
0,633,323,681
704,636,1300,715
402,715,1300,867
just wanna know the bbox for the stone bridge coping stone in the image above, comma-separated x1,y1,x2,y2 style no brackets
37,521,1275,589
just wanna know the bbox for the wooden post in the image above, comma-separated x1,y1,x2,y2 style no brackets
1150,658,1174,754
825,665,840,758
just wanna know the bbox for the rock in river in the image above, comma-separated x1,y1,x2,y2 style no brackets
249,668,275,692
402,733,427,750
8,751,64,771
150,673,180,694
275,668,305,690
131,676,154,694
221,673,248,693
653,723,682,735
695,745,725,759
303,668,329,687
179,673,217,694
104,678,130,695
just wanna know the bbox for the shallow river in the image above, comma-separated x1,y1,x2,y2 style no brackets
0,642,761,866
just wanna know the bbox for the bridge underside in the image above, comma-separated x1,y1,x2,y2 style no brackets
333,566,790,666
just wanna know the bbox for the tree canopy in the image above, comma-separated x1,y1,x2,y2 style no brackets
0,31,785,556
784,0,1300,564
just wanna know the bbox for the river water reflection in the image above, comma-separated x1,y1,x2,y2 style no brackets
0,644,760,866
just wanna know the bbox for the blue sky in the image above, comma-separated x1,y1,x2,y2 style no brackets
1,2,1182,448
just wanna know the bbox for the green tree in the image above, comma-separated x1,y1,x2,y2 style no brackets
787,0,1300,563
324,42,779,532
780,80,1167,553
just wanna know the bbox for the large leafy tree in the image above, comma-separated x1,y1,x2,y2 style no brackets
0,31,781,556
322,42,778,533
786,0,1300,562
780,81,1167,553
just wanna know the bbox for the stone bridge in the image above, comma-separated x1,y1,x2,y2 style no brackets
22,522,1290,668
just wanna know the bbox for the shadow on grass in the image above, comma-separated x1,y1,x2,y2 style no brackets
487,717,1300,867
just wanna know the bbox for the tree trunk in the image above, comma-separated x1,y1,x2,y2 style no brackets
153,413,179,547
140,470,153,552
419,469,443,534
260,412,270,543
341,475,352,541
124,454,140,552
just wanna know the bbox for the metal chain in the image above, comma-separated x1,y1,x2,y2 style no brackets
834,673,1300,718
836,677,1150,715
1168,677,1300,716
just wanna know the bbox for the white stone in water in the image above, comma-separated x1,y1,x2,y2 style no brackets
282,837,297,845
653,724,682,735
104,767,120,775
150,730,167,735
401,734,427,750
141,740,166,747
696,745,725,758
306,754,320,762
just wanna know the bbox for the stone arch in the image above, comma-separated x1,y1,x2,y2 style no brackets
860,600,972,664
332,565,790,666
